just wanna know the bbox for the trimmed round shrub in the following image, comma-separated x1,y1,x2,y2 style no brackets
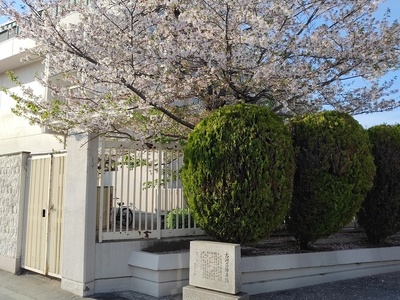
287,111,375,249
358,125,400,244
181,104,294,244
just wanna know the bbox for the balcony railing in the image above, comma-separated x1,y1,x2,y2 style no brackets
0,21,19,43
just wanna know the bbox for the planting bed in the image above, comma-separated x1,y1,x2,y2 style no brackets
143,230,400,256
128,230,400,297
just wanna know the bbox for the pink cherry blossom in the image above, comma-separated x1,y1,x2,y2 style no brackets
1,0,399,142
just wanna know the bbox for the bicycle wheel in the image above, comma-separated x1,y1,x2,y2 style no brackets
117,208,133,227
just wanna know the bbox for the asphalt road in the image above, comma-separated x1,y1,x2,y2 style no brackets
2,268,400,299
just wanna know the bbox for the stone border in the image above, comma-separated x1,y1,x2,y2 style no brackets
128,250,190,297
128,246,400,297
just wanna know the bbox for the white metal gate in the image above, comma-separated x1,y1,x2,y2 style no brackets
98,140,203,241
22,153,66,278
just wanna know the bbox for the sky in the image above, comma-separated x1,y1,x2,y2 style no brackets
352,0,400,128
1,0,399,128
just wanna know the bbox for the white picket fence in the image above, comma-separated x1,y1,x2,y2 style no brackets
97,139,203,242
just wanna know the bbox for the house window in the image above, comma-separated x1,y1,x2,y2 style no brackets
0,21,19,43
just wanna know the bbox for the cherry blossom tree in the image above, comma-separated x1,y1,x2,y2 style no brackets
1,0,400,142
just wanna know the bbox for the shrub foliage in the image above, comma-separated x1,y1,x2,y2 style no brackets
166,208,195,229
181,104,294,244
357,125,400,244
287,111,375,249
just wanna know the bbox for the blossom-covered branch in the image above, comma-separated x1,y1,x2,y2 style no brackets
1,0,399,142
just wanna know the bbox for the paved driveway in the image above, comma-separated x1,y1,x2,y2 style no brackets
2,268,400,299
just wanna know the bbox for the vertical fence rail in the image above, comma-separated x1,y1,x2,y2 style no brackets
97,139,203,241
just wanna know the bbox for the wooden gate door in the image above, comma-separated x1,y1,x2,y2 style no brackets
22,153,66,278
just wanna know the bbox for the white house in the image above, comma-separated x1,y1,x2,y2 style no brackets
0,20,65,155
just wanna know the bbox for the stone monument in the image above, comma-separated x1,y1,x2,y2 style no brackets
183,241,249,299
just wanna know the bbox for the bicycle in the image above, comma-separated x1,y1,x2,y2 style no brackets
115,202,133,227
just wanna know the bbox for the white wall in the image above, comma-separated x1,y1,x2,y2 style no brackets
0,60,65,154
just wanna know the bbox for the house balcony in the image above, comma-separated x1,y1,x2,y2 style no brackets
0,21,37,74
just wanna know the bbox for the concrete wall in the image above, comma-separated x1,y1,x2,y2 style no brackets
93,240,145,294
60,133,184,296
0,61,65,155
241,246,400,295
0,152,29,273
0,31,36,74
94,239,182,296
128,248,190,297
127,246,400,297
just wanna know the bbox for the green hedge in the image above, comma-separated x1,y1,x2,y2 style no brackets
358,125,400,244
166,208,195,229
287,111,375,249
181,104,294,244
